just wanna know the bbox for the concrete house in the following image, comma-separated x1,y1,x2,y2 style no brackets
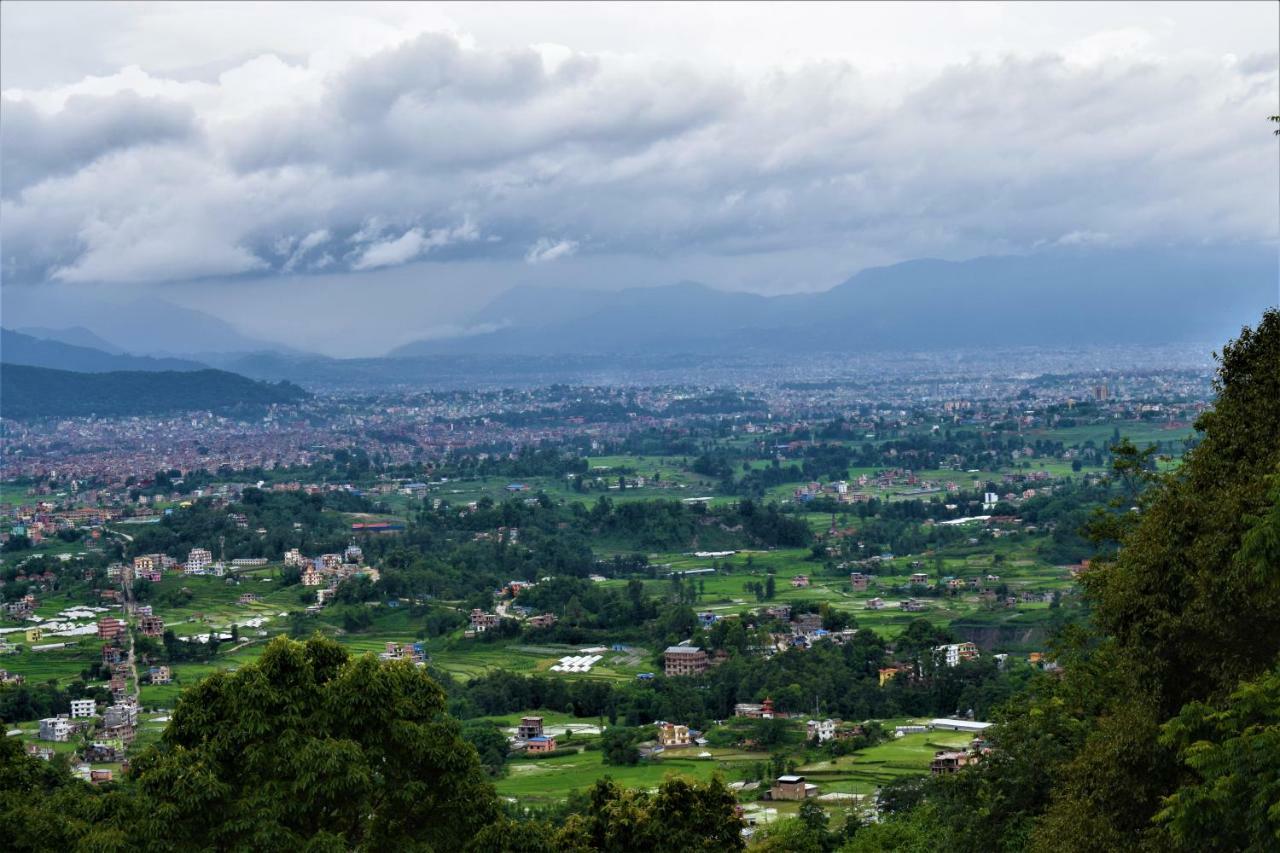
663,646,709,677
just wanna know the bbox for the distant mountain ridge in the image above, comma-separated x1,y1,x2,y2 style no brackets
0,363,309,419
0,328,209,373
15,325,127,354
390,246,1279,357
1,293,299,357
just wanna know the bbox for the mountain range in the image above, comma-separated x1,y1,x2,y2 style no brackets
0,329,210,373
0,292,296,358
391,246,1279,357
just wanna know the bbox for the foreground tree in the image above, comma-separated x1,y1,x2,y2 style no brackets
129,635,499,851
473,776,744,852
857,310,1280,853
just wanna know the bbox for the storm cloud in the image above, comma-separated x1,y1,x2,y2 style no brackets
0,2,1275,345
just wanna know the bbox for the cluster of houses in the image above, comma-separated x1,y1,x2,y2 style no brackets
465,579,558,637
377,642,427,665
37,698,139,771
288,545,379,604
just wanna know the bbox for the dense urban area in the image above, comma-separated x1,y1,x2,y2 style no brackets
8,321,1276,853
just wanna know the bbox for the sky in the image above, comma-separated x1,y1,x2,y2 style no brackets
1,1,1277,355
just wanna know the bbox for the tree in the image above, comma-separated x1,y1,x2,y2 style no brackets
601,726,641,766
127,634,499,850
1155,665,1280,850
555,776,744,852
462,719,511,778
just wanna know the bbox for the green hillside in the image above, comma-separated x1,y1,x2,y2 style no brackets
0,363,308,419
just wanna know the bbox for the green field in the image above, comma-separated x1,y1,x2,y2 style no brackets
491,726,969,804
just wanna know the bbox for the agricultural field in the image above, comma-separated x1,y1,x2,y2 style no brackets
491,722,969,807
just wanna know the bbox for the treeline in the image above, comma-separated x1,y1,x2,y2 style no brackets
125,488,361,563
443,621,1032,728
0,679,111,724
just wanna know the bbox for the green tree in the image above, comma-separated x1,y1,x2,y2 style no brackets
554,776,744,852
1155,665,1280,850
128,635,499,851
601,726,641,766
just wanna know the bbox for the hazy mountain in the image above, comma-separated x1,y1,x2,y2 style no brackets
389,246,1278,356
1,291,301,357
0,363,309,419
15,325,127,354
0,328,209,373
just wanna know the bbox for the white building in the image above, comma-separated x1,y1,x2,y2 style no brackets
70,698,97,719
935,642,980,667
807,719,836,743
38,717,73,742
185,548,213,573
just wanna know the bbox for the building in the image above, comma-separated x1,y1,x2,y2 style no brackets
283,548,306,567
878,667,900,687
133,554,161,573
38,717,73,742
469,610,500,632
806,719,836,743
139,614,164,637
663,646,709,677
148,665,172,685
865,597,885,610
935,642,980,668
929,718,993,734
70,698,97,719
909,572,930,585
790,575,810,588
185,548,213,573
525,735,557,754
516,716,544,740
103,703,138,729
301,565,323,586
97,618,126,640
734,698,775,719
658,723,692,748
378,642,426,665
770,774,818,801
850,572,869,591
931,750,977,775
526,613,558,629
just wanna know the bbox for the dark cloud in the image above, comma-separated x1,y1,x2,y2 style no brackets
0,31,1275,290
1,91,195,195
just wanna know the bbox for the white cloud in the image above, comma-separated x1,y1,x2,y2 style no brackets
351,219,479,270
282,228,331,270
0,5,1274,291
525,238,578,264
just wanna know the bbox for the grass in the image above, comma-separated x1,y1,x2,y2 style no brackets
492,727,970,804
496,745,765,802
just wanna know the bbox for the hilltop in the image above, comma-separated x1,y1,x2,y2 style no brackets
0,364,308,419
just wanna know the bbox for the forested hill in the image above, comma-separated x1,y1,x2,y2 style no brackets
0,364,308,419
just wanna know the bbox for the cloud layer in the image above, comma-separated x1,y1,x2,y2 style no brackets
1,8,1276,295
